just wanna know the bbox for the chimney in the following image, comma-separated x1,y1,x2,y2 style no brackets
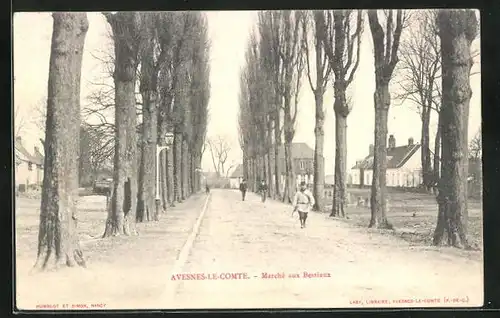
388,135,396,149
369,144,374,156
408,137,414,146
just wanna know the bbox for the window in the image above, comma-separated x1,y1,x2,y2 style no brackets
299,161,305,169
28,162,33,171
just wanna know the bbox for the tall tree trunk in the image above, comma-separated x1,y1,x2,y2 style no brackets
421,106,433,190
137,91,158,222
125,87,138,232
167,147,175,206
274,115,282,200
313,91,326,212
433,111,442,186
432,9,476,248
189,152,194,194
253,156,257,192
283,93,295,203
180,138,187,200
267,119,274,199
184,141,190,198
332,112,348,218
369,84,392,229
103,12,140,237
243,154,249,181
35,12,88,271
283,142,295,203
174,133,183,203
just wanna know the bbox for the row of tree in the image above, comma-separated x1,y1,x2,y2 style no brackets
35,11,211,270
238,9,479,249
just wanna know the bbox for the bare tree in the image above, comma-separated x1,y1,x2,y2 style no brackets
238,40,258,191
469,127,481,160
301,11,333,212
14,103,28,138
187,14,211,193
396,10,440,191
137,12,162,222
79,124,114,185
321,10,363,217
34,12,89,271
260,13,285,199
207,135,232,177
102,12,143,237
280,11,305,203
367,10,406,229
257,13,281,199
433,9,478,248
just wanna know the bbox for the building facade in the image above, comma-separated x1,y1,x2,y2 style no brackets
229,164,244,189
15,137,44,192
274,143,323,192
350,135,423,188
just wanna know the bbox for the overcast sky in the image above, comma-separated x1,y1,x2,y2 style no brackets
13,10,481,176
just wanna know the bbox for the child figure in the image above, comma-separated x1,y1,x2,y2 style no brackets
292,181,315,229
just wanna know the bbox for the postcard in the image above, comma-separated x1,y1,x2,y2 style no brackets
13,9,483,311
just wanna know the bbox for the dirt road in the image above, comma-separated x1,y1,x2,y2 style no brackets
170,190,483,309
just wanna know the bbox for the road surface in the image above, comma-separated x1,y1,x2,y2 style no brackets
167,189,482,309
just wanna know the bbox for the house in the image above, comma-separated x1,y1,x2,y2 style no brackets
229,164,244,189
15,136,44,192
350,135,423,188
274,142,324,192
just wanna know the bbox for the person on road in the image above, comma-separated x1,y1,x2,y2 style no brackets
292,181,315,229
239,179,248,201
259,179,268,202
205,184,210,194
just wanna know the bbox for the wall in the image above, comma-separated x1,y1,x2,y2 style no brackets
350,168,422,188
229,177,242,189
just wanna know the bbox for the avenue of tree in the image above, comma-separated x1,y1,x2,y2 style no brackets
238,9,480,249
31,9,479,272
34,11,210,270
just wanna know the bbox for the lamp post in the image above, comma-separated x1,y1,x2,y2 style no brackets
156,132,174,201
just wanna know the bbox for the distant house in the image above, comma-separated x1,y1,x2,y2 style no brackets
350,135,423,188
229,164,243,189
274,142,324,192
15,136,44,192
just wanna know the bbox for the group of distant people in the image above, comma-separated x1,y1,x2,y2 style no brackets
238,178,314,229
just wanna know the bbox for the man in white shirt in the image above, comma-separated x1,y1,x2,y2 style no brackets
292,181,315,229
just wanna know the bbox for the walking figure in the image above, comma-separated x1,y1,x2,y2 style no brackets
292,181,315,229
259,179,268,202
239,179,247,201
205,184,210,194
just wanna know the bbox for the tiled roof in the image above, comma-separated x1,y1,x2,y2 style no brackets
276,142,316,160
32,147,44,165
229,164,243,178
352,143,421,170
15,138,45,165
15,139,37,164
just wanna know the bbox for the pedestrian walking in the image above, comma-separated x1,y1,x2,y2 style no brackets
292,181,315,229
259,179,268,202
239,179,248,201
205,184,210,194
